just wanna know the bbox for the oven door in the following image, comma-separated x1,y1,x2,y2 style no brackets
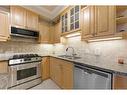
8,62,41,87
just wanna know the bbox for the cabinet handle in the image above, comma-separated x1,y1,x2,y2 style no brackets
119,30,125,32
92,33,95,36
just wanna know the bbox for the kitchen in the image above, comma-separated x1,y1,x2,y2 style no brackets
0,5,127,90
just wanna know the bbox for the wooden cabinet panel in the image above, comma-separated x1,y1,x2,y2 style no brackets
54,22,61,43
95,6,115,36
39,22,50,43
113,74,127,89
50,57,55,81
26,10,39,31
0,61,8,73
61,61,73,89
41,57,50,80
50,57,62,87
10,6,26,28
10,6,39,31
81,6,95,39
0,11,9,41
50,57,73,89
53,61,62,87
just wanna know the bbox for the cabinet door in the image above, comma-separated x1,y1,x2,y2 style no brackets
50,57,62,87
39,22,50,43
41,57,50,80
61,12,69,33
113,74,127,89
54,61,62,87
26,11,39,31
0,11,9,41
54,22,61,43
50,57,55,81
95,6,115,36
10,6,26,28
0,61,8,73
70,6,80,31
61,61,73,89
81,6,95,39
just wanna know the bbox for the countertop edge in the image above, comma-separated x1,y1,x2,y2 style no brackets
42,55,127,76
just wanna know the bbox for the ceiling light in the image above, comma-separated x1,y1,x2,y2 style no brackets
88,37,122,42
65,32,80,38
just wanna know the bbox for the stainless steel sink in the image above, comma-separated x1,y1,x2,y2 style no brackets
58,55,81,60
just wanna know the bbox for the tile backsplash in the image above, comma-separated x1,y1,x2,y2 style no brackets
0,41,53,58
0,36,127,65
53,36,127,65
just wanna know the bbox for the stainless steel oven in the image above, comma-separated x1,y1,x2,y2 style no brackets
8,54,42,89
8,62,41,88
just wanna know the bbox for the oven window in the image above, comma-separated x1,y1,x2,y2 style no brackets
17,67,37,80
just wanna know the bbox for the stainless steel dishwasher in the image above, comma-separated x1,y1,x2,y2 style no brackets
74,64,112,89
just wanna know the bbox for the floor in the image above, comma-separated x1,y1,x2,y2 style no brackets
30,79,60,89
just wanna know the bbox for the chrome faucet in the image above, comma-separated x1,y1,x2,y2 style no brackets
66,47,76,57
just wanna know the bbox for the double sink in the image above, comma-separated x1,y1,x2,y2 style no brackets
58,55,81,60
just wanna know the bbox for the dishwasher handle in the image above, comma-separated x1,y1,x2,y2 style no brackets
74,64,111,78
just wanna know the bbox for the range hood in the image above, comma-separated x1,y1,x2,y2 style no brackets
11,27,39,39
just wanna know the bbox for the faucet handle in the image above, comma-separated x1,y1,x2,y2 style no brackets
72,53,77,57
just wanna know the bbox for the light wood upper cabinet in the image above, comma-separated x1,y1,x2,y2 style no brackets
41,57,50,80
39,21,50,43
61,12,69,33
10,6,39,31
113,74,127,89
61,6,81,35
69,6,81,32
0,11,9,41
95,6,115,36
54,21,61,43
10,6,26,28
50,57,73,89
81,6,115,40
26,10,39,31
81,6,95,39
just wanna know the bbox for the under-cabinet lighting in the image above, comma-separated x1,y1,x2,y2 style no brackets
88,37,122,42
65,32,80,38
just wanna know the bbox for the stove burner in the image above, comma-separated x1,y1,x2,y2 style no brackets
9,54,42,66
13,54,39,59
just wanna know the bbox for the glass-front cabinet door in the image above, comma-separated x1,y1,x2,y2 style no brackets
70,6,80,31
61,6,81,34
61,12,68,33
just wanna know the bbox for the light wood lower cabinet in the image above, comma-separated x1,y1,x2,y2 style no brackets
0,61,8,73
50,57,73,89
61,61,73,89
113,74,127,89
41,57,50,80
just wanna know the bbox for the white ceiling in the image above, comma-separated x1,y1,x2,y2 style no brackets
23,6,68,20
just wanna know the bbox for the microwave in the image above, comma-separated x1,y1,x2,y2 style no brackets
11,27,39,39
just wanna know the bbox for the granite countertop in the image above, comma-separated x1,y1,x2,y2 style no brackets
1,54,127,75
46,55,127,76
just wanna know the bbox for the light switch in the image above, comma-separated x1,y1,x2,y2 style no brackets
94,48,101,56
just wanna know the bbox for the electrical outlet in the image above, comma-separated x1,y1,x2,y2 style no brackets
84,49,90,54
94,48,101,56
